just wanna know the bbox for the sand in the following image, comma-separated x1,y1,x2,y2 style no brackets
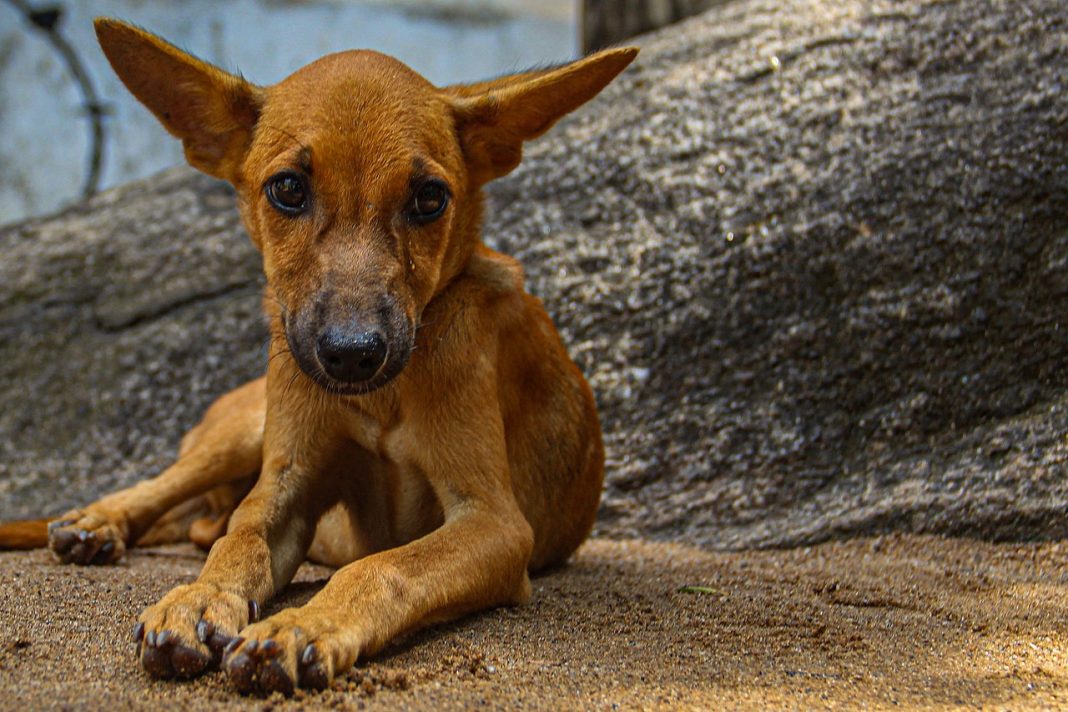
2,534,1068,710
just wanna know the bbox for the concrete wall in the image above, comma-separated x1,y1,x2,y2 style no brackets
0,0,575,225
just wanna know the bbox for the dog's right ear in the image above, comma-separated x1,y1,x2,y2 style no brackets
94,18,263,184
447,47,638,185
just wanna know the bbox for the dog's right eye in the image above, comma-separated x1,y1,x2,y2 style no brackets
265,172,308,215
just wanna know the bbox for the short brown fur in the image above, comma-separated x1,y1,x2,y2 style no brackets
0,19,635,695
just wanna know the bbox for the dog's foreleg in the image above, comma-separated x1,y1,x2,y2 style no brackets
132,374,341,681
228,501,533,693
221,386,534,695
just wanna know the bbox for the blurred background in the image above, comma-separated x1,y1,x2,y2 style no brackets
0,0,720,227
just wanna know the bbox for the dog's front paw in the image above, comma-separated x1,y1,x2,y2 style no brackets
136,582,256,679
48,508,128,565
224,606,355,695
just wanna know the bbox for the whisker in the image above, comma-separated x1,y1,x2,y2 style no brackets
281,366,303,403
267,347,292,365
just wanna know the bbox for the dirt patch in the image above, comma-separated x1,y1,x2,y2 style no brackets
2,535,1068,709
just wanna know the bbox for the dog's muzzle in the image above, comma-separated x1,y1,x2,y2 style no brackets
283,295,414,396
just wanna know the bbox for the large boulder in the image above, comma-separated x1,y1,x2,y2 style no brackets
2,0,1066,549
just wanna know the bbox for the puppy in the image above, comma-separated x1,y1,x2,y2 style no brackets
0,19,636,695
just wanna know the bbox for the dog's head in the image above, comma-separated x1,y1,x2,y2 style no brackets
94,19,636,394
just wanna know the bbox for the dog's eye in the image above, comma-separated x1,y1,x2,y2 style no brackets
265,172,308,215
410,181,449,223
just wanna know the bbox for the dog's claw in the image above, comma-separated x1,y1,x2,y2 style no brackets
133,622,145,643
157,629,173,647
145,630,157,647
300,644,318,666
260,639,280,657
224,636,244,655
190,619,233,665
248,600,260,623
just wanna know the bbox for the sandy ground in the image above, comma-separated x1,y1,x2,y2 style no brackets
2,534,1068,710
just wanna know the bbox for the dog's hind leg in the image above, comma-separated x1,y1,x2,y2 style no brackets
133,477,255,551
47,377,266,565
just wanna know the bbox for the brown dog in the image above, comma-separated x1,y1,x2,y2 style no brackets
0,19,635,695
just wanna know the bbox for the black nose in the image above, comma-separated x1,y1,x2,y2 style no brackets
315,327,388,383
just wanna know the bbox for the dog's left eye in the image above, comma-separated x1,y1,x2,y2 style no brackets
409,181,449,223
265,172,308,215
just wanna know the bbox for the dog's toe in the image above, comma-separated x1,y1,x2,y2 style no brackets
299,646,331,691
48,525,79,557
141,636,177,679
259,659,296,696
224,608,352,695
171,642,212,678
225,651,259,694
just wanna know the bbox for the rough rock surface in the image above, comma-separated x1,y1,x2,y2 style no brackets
2,0,1067,550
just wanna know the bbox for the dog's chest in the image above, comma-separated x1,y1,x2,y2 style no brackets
339,406,385,452
309,411,442,566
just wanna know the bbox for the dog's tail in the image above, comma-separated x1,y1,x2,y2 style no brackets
0,518,50,550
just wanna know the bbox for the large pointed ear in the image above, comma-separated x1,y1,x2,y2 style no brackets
94,18,263,183
448,47,638,184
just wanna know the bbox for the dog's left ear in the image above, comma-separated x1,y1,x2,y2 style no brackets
449,47,638,184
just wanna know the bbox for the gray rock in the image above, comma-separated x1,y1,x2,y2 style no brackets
2,0,1067,549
